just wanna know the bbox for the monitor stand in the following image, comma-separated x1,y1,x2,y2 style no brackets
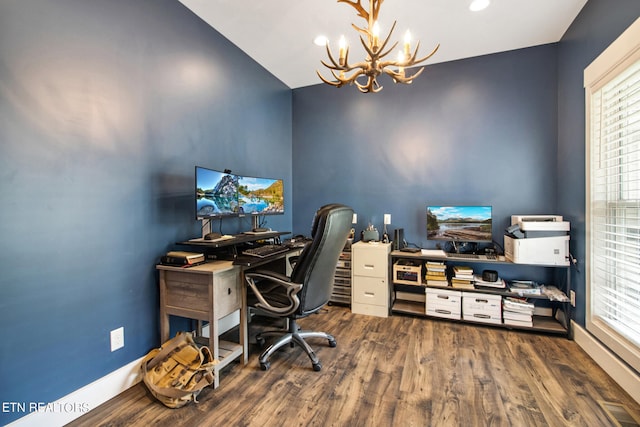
247,215,271,233
202,219,212,238
450,240,477,254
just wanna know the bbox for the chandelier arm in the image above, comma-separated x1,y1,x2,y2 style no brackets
351,23,369,38
334,68,367,87
358,35,378,61
384,67,423,84
323,43,342,68
338,0,370,21
405,67,425,80
398,67,425,84
356,76,384,93
408,43,440,66
377,41,399,62
378,58,401,69
373,0,383,21
317,71,343,87
371,77,383,93
341,47,373,71
347,69,367,82
320,60,343,71
321,43,371,73
355,77,373,93
376,21,397,56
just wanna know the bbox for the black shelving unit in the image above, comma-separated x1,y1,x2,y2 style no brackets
390,251,572,338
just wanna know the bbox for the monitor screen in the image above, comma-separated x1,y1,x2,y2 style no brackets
427,205,492,242
237,175,284,215
195,166,239,218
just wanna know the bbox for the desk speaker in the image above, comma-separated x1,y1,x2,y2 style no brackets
393,228,405,250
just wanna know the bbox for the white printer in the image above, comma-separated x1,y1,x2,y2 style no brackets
504,215,570,266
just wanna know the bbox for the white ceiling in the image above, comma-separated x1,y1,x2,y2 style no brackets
178,0,588,89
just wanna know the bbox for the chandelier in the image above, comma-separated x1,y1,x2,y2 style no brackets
317,0,439,93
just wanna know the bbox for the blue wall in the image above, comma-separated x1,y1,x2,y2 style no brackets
557,0,640,324
292,45,559,249
2,0,640,424
0,0,291,424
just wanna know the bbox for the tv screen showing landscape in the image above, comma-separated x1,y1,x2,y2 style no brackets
427,205,492,242
237,176,284,215
195,166,239,218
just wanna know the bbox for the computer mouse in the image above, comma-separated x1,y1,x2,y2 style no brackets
204,232,222,240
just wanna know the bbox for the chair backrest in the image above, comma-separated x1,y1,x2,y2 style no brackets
290,204,354,315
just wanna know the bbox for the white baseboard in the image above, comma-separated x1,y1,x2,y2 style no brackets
572,320,640,405
6,313,241,427
7,356,144,427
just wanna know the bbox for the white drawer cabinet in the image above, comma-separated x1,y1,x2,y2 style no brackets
351,242,391,317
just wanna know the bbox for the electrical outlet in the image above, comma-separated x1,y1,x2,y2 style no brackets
110,327,124,352
384,214,391,225
570,290,576,307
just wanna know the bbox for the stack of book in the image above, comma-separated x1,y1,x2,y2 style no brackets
424,261,448,287
161,251,205,267
473,274,507,289
502,297,535,327
451,265,475,289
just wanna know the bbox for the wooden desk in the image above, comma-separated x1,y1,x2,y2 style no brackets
157,246,303,384
157,261,244,388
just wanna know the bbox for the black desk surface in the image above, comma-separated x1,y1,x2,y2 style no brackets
177,231,291,249
176,231,298,268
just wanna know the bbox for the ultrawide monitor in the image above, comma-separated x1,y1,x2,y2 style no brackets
427,205,492,243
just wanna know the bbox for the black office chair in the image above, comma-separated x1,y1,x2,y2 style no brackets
245,203,354,371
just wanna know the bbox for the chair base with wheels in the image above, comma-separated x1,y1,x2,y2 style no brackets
256,317,336,371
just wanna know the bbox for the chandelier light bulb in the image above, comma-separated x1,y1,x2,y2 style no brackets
339,35,347,65
397,51,405,76
404,30,412,55
372,21,380,50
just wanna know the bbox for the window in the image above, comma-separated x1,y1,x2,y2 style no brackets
585,17,640,373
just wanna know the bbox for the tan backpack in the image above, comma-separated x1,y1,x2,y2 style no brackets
141,332,218,408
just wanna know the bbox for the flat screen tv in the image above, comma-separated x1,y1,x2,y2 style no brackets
195,166,239,219
427,205,492,243
237,175,284,215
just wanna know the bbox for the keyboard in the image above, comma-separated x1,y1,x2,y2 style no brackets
242,244,290,258
446,253,498,260
446,253,479,259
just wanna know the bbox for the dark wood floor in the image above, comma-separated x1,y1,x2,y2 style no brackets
68,305,640,426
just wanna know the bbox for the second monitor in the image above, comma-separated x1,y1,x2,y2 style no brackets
426,205,492,243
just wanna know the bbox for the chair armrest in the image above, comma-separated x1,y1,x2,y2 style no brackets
245,270,303,316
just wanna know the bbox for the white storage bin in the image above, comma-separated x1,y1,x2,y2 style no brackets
462,292,502,324
426,288,462,320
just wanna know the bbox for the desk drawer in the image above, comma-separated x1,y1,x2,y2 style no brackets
352,245,388,278
214,267,241,318
164,272,210,313
352,276,388,306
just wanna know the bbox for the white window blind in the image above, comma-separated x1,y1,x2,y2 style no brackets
586,17,640,373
